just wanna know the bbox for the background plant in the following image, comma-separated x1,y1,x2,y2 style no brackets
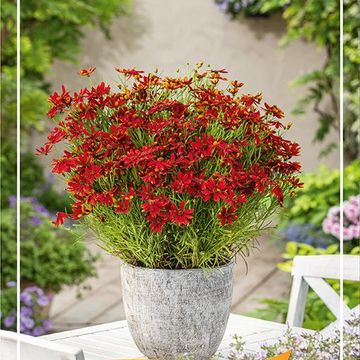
215,0,359,160
39,65,302,269
0,282,53,336
0,0,132,211
1,198,98,293
278,161,360,229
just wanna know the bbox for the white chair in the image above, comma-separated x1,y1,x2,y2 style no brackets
286,255,360,329
0,329,85,360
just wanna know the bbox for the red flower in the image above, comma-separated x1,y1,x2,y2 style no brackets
201,178,229,202
171,171,194,194
147,215,167,233
170,201,194,226
264,102,284,119
39,66,302,233
142,196,170,217
79,67,96,76
114,189,135,213
53,212,68,227
36,143,53,156
272,185,284,205
115,68,144,79
218,207,237,226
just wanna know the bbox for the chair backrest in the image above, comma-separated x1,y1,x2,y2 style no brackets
0,330,85,360
286,255,360,328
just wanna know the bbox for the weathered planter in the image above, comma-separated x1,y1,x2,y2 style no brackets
120,261,234,360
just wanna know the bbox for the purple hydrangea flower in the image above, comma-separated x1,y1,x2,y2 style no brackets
37,295,50,307
28,215,43,226
21,316,35,329
8,195,17,208
32,326,45,336
20,292,33,307
20,306,33,317
4,313,16,327
6,281,16,288
42,319,52,331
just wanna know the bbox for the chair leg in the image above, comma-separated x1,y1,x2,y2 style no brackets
286,275,309,327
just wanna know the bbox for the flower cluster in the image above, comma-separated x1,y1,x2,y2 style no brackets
322,195,360,241
218,316,360,359
280,223,335,248
39,65,302,268
9,195,53,226
0,282,52,336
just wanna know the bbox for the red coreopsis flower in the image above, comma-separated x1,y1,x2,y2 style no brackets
264,102,284,119
47,127,67,145
142,195,170,217
36,143,53,156
169,201,194,226
114,189,135,213
218,207,238,226
47,85,72,118
147,215,167,233
39,66,302,236
201,178,229,202
171,171,194,194
271,185,284,205
79,67,96,76
52,157,78,174
115,68,144,79
53,212,69,227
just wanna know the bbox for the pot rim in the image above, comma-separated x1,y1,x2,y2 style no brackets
120,259,235,272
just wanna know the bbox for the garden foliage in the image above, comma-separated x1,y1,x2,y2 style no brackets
1,199,97,293
216,0,359,160
0,283,52,336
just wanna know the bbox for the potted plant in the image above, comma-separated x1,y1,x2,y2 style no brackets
38,64,302,359
1,197,98,321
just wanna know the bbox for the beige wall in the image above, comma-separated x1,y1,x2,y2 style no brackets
43,0,339,172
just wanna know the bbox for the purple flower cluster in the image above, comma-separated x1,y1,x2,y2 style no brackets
216,0,249,14
20,286,52,336
280,223,334,248
9,195,53,226
1,282,52,337
322,195,360,241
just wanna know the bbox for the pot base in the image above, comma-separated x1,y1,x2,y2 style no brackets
121,262,234,360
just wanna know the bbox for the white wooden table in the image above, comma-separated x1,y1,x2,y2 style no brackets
42,314,313,359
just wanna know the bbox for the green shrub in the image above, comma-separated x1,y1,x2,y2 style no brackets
1,199,98,292
216,0,359,160
278,161,360,228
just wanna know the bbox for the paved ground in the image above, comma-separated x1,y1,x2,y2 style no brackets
50,239,291,332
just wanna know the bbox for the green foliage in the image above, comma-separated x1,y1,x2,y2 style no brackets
218,0,359,160
278,161,360,228
1,0,131,137
0,286,17,330
344,0,360,161
1,200,98,292
260,0,341,158
1,0,131,211
0,144,71,212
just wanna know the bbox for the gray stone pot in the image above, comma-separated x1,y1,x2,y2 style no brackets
120,261,234,360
